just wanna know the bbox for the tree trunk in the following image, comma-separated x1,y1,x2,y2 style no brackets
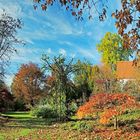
65,102,69,120
114,116,118,130
30,99,34,106
82,92,86,103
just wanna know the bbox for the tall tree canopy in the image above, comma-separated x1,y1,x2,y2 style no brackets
74,60,98,102
11,63,45,107
33,0,107,20
42,55,77,119
112,0,140,50
0,11,23,77
97,32,132,70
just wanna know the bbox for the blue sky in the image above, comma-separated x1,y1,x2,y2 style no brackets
0,0,121,86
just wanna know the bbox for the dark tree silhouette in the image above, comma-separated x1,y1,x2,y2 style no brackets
0,11,23,78
0,80,13,112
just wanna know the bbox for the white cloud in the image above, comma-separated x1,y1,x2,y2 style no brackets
70,53,76,58
0,0,84,45
0,1,23,18
58,41,74,46
78,48,94,58
22,0,33,6
87,32,93,36
77,47,100,62
10,47,42,64
4,74,14,87
42,11,83,36
46,48,52,54
1,0,105,87
59,48,67,56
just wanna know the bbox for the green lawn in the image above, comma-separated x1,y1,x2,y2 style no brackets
0,111,140,140
118,109,140,122
2,111,32,119
0,111,56,140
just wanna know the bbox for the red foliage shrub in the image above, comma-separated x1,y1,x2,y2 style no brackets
77,93,140,124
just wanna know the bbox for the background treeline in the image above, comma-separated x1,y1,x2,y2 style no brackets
1,53,140,121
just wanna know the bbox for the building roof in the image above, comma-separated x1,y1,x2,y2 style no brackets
116,61,137,79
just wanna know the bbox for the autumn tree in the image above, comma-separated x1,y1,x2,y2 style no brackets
33,0,107,21
93,64,122,94
74,62,121,98
0,79,4,88
112,0,140,51
74,60,98,103
0,11,23,77
0,80,13,112
77,93,111,119
99,94,139,129
77,93,139,129
42,54,78,120
97,32,132,71
11,63,45,107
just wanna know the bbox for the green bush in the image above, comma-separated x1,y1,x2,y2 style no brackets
62,121,94,132
30,105,59,118
106,109,140,127
14,100,26,111
69,102,78,116
118,109,140,123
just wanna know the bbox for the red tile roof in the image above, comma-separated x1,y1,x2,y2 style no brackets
116,61,137,79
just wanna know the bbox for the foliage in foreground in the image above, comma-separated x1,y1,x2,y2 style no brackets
0,111,140,140
77,93,140,129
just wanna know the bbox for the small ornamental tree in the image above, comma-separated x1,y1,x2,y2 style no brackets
77,93,140,129
77,93,112,119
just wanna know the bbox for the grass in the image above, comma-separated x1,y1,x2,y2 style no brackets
0,127,32,140
0,112,33,140
2,111,32,119
0,111,140,140
0,111,56,140
118,109,140,122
